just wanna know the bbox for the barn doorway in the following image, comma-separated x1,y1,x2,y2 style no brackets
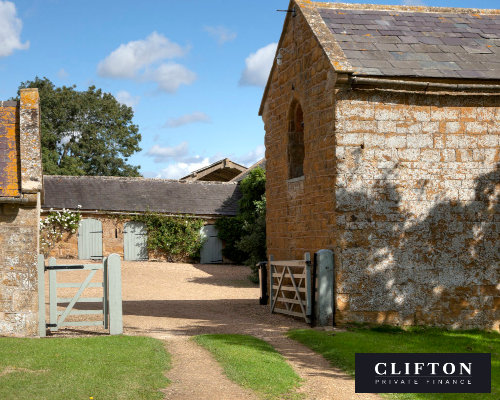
78,218,103,260
200,225,223,264
123,221,148,261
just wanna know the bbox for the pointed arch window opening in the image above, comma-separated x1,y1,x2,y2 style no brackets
288,101,305,180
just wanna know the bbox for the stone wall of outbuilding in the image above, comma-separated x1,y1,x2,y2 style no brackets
261,3,337,262
334,89,499,330
42,213,217,263
262,5,499,330
0,89,42,336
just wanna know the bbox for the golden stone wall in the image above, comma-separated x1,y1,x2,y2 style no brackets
262,5,337,262
334,90,499,330
262,4,499,330
0,89,42,336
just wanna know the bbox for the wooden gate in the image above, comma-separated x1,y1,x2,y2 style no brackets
78,218,103,260
123,221,148,261
37,254,123,337
200,225,223,264
269,253,312,323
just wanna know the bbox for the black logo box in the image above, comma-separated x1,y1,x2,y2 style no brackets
355,353,491,393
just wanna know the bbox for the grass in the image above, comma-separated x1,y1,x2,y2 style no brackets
0,335,170,400
288,326,500,400
194,334,302,399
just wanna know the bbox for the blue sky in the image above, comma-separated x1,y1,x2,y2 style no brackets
0,0,498,178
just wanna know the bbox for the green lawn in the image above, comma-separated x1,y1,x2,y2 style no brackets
288,326,500,400
0,335,170,400
194,334,302,399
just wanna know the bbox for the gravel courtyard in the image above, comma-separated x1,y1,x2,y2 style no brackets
50,260,380,400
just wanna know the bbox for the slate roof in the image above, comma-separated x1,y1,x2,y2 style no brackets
42,175,241,216
317,5,500,79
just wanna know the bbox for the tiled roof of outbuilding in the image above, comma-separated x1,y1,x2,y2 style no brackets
311,3,500,80
42,175,241,216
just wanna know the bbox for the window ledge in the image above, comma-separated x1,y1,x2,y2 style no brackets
287,176,304,183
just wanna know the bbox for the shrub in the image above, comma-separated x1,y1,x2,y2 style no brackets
132,213,205,262
216,167,267,281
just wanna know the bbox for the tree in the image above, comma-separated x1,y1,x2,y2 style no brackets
17,77,142,176
216,167,267,281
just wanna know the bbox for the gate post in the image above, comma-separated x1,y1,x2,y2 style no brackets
48,257,57,331
268,254,274,313
315,249,334,326
37,255,46,337
107,253,123,335
304,252,312,319
257,261,268,305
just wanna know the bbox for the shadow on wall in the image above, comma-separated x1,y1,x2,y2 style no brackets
336,161,499,330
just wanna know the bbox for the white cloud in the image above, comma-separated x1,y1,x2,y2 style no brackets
0,1,29,57
115,90,140,108
57,68,69,79
239,43,277,87
97,32,186,78
156,157,212,179
165,111,211,128
97,32,196,93
145,63,196,93
234,144,265,167
204,25,236,44
146,142,189,163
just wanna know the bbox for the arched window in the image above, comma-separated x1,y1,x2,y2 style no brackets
288,100,304,179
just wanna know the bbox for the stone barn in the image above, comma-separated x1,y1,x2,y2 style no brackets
261,1,499,330
42,175,241,263
0,89,43,336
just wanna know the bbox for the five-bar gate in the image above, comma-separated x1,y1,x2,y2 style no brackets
37,253,123,337
269,253,312,323
268,250,334,326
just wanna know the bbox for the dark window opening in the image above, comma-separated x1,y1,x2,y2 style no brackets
288,101,304,179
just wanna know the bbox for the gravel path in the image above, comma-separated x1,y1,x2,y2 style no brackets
52,260,381,400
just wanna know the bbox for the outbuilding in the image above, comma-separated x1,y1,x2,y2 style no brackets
42,175,241,263
261,1,499,330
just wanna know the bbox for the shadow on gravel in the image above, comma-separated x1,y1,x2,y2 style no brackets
188,264,258,288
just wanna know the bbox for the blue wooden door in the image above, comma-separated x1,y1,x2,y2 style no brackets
123,221,148,261
78,218,103,260
200,225,223,264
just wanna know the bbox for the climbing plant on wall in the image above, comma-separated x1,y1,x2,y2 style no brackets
39,207,82,256
131,213,205,262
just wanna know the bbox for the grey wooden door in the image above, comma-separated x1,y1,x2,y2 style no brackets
123,221,148,261
200,225,223,264
78,218,103,260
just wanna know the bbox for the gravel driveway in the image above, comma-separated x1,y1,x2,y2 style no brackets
50,260,380,400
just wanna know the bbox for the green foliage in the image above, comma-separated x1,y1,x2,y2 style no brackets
0,335,170,400
17,77,142,176
215,167,267,280
39,208,81,256
215,216,246,264
194,334,302,399
289,326,500,400
132,213,205,262
238,167,266,220
237,195,266,281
